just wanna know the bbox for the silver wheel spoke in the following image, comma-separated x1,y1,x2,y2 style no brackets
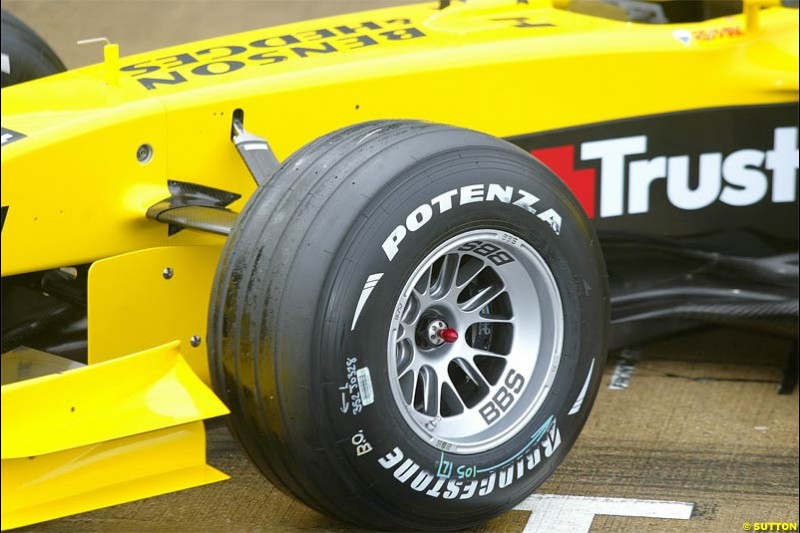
401,293,422,325
473,348,507,359
475,315,513,323
396,338,415,376
453,357,490,392
431,253,460,300
399,368,417,405
414,265,434,296
454,255,485,290
460,286,505,313
417,366,439,416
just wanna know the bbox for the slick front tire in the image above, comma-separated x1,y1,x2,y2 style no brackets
209,120,608,530
1,9,65,88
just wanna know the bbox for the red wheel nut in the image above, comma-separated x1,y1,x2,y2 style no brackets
439,327,459,344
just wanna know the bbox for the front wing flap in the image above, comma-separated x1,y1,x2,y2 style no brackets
0,341,229,530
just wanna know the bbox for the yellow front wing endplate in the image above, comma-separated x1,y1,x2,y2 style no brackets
0,341,229,530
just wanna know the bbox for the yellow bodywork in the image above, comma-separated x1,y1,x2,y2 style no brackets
87,245,222,382
0,342,229,530
0,0,797,529
1,245,224,529
2,0,797,276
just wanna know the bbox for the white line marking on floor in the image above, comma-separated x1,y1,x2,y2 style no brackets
514,494,694,533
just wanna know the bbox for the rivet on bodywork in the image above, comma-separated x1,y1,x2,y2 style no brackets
163,267,174,280
136,144,153,164
190,335,202,348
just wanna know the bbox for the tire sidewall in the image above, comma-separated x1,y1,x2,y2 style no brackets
313,144,607,518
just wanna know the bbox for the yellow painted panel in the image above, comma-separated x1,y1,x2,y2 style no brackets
1,421,228,531
0,101,241,276
87,246,222,383
1,341,228,459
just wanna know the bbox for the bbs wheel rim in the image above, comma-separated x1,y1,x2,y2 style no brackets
387,229,563,455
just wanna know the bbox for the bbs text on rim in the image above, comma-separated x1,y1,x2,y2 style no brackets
387,229,564,455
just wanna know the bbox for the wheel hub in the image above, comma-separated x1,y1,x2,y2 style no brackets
419,317,458,347
387,229,564,454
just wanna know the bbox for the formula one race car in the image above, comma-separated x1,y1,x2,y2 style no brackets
1,0,797,530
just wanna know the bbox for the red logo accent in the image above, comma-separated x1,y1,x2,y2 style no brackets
531,145,596,218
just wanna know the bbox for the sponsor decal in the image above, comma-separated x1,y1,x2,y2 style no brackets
526,117,798,220
476,415,556,474
672,26,744,46
673,29,692,47
120,19,426,90
378,416,560,499
382,184,562,261
478,368,526,425
119,13,558,90
457,240,516,266
1,127,26,147
693,26,744,41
